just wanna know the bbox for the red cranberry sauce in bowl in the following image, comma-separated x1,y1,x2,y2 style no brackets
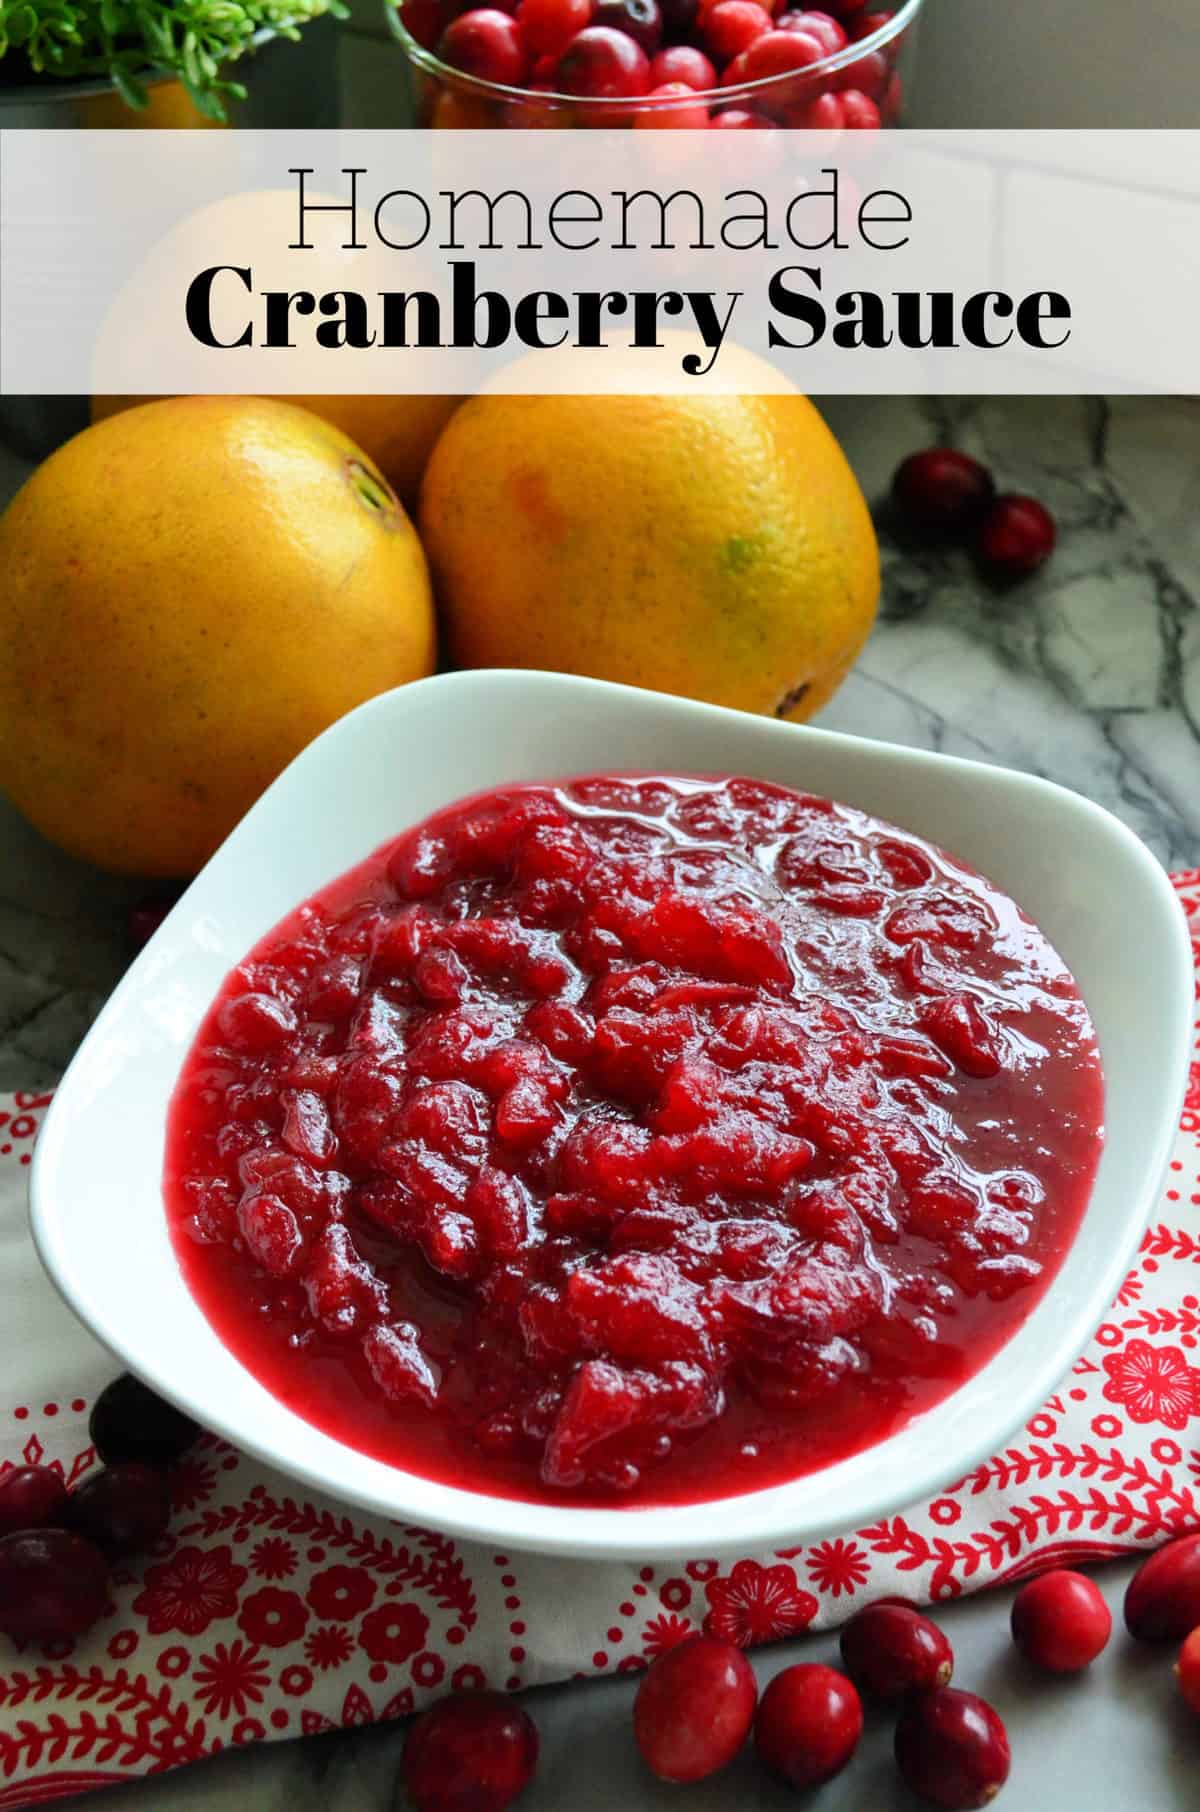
165,775,1103,1508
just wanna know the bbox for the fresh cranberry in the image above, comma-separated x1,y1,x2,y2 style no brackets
401,0,458,46
710,105,775,124
835,46,887,92
840,1604,954,1698
649,44,716,86
1011,1569,1110,1673
778,7,846,51
894,1688,1010,1811
636,81,710,124
592,0,663,51
438,9,529,83
1177,1626,1200,1714
976,495,1056,580
128,896,179,950
703,0,771,60
556,24,651,93
63,1464,172,1558
851,6,893,38
0,1467,69,1538
402,1690,539,1812
89,1374,200,1469
0,1529,110,1643
892,448,997,537
754,1664,862,1789
1125,1533,1200,1643
633,1635,757,1782
517,0,592,55
740,27,824,78
834,82,881,122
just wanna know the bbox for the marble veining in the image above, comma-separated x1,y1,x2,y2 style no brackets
1,394,1198,1808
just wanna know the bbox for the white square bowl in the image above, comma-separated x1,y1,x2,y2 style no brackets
30,670,1194,1560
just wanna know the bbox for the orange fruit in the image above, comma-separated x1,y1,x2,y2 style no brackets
419,379,878,721
0,397,435,875
90,394,460,510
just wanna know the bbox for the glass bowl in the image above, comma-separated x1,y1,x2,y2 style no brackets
384,0,922,128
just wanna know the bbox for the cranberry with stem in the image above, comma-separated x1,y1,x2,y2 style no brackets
89,1374,200,1469
403,1690,539,1812
0,1529,110,1644
892,448,996,537
976,495,1056,579
0,1466,69,1538
1011,1569,1111,1673
634,1634,757,1783
840,1602,954,1698
894,1687,1010,1810
754,1663,862,1789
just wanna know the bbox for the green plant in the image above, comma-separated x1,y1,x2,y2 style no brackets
0,0,349,117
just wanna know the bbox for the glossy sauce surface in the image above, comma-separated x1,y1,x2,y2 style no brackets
165,776,1104,1506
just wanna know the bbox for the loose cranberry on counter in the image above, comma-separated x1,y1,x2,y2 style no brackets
89,1374,201,1469
1010,1569,1111,1673
894,1688,1010,1810
976,495,1056,580
739,26,824,78
0,1466,69,1538
633,1635,757,1783
635,81,711,124
648,43,716,85
1176,1626,1200,1714
403,1690,539,1812
703,0,771,61
517,0,593,56
754,1663,863,1789
0,1529,110,1644
892,448,997,538
438,9,530,83
840,1603,954,1699
556,24,652,93
1125,1533,1200,1643
592,0,663,52
63,1464,172,1558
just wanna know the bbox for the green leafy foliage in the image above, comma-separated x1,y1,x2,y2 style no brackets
0,0,349,117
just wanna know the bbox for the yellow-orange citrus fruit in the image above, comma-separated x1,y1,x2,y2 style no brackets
91,394,461,510
0,397,435,875
419,385,878,721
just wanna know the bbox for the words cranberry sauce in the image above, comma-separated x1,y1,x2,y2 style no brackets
165,776,1103,1507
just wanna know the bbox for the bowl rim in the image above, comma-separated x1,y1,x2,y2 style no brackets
30,669,1194,1560
383,0,923,110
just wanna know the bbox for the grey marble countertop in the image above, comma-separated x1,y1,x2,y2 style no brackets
2,392,1199,1811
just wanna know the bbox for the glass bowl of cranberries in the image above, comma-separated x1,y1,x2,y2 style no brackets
384,0,920,129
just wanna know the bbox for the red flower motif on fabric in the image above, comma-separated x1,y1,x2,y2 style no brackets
642,1612,695,1659
1102,1339,1200,1430
193,1640,272,1719
169,1458,219,1512
804,1539,871,1597
305,1624,355,1671
238,1586,310,1649
359,1601,430,1665
703,1560,817,1647
250,1537,298,1581
133,1544,248,1636
306,1564,377,1622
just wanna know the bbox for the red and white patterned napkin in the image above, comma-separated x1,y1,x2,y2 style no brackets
1,869,1199,1806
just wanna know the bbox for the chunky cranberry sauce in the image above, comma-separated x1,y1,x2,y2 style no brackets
165,776,1103,1507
